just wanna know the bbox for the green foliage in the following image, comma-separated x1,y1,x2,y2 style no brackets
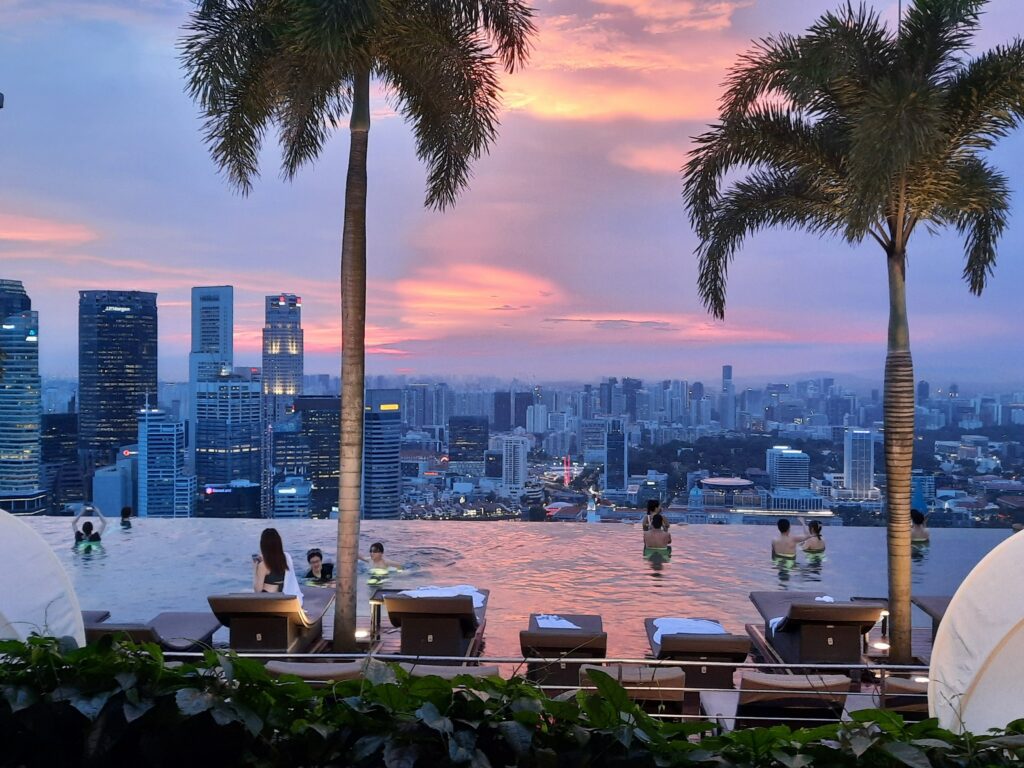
3,637,1024,767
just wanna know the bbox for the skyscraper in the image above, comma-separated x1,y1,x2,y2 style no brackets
916,380,930,403
189,286,233,467
493,391,512,431
843,428,874,497
78,290,158,471
137,406,195,517
766,446,810,489
720,364,736,430
448,416,488,472
194,373,262,489
295,396,340,516
0,280,45,514
513,391,533,430
602,418,628,491
501,435,529,499
262,293,303,423
363,389,402,519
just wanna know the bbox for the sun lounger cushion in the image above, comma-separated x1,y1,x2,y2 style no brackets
399,663,501,679
881,676,929,714
84,611,220,653
651,618,726,643
738,671,851,705
265,660,366,682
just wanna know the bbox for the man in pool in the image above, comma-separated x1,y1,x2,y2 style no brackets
643,513,672,550
72,505,107,544
771,518,811,558
911,509,930,543
304,548,335,584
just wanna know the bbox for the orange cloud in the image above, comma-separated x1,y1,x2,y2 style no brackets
0,213,98,244
592,0,751,31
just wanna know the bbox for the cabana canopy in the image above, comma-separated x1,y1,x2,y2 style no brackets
0,510,84,646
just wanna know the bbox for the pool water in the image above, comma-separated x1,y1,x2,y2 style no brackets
26,518,1010,657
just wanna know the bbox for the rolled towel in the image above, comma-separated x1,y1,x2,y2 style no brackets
535,614,581,630
814,596,835,603
652,617,726,644
768,616,785,635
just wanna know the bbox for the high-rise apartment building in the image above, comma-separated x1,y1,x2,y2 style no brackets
194,373,262,489
295,396,340,516
78,290,158,471
843,428,874,497
137,407,195,517
501,435,529,499
526,404,548,434
602,418,628,491
766,446,810,489
513,392,533,430
41,413,83,511
262,293,303,424
189,286,233,467
0,280,45,514
720,364,736,430
363,389,402,520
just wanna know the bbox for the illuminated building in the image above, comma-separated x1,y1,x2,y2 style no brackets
448,416,488,474
0,279,46,514
766,445,810,489
193,372,262,489
262,293,303,423
78,290,157,471
363,389,402,519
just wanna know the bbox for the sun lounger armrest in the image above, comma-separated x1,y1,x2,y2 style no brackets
207,593,307,626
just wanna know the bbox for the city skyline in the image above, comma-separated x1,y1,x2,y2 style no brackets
2,1,1024,383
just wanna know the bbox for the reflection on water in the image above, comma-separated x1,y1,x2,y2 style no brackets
24,518,1009,658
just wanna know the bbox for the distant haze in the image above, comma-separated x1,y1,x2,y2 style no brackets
1,1,1022,385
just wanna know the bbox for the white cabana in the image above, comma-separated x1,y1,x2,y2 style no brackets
929,530,1024,732
0,510,84,646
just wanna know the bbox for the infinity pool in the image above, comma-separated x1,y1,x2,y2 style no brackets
26,518,1010,657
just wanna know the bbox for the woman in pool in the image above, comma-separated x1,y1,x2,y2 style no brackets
643,513,672,550
802,520,826,553
911,509,930,543
253,528,303,603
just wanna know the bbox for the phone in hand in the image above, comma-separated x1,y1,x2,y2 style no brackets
251,553,261,563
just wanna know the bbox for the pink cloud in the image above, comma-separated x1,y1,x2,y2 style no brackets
0,213,97,244
609,141,691,174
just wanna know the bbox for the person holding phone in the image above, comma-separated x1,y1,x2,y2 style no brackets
252,528,303,606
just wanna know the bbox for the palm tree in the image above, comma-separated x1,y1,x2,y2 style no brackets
181,0,535,650
682,0,1023,661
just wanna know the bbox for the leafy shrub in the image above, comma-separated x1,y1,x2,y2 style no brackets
2,636,1024,767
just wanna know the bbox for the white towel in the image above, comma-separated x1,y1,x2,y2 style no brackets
768,616,785,635
815,596,835,603
535,614,581,630
398,584,486,608
652,617,726,644
282,553,304,608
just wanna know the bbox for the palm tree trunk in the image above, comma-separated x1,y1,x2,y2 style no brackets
334,64,371,652
884,249,914,663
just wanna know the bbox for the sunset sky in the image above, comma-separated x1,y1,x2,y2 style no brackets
1,0,1022,387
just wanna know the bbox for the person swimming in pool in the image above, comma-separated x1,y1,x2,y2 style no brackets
358,541,401,570
72,505,106,544
771,518,811,559
643,513,672,550
304,548,335,584
120,506,133,529
802,520,826,553
642,499,668,532
911,509,930,543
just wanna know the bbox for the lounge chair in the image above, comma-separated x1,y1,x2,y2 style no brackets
383,587,489,661
748,591,882,665
580,664,686,713
81,610,110,625
878,675,929,720
84,611,221,653
519,613,607,689
265,659,501,683
208,587,335,653
911,595,952,640
700,671,852,731
644,617,750,695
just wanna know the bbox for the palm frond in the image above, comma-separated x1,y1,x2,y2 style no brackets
380,13,501,210
448,0,536,72
180,0,284,194
695,170,846,319
899,0,983,82
945,39,1024,152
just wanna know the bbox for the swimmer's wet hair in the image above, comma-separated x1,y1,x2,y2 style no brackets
306,548,323,561
370,542,384,553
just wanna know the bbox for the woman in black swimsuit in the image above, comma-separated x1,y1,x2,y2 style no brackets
253,528,289,593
